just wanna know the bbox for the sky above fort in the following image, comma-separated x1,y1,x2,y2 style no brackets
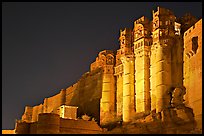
2,2,202,129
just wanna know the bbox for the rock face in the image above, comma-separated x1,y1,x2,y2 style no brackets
9,6,202,134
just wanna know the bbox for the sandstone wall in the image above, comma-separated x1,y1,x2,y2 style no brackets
21,85,74,123
183,19,202,130
37,113,60,134
60,118,102,134
65,83,77,105
43,89,65,114
29,122,37,134
171,36,183,88
16,113,102,134
69,68,103,123
21,68,102,125
31,104,43,122
15,121,30,134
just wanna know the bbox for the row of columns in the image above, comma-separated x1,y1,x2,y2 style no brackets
117,43,172,122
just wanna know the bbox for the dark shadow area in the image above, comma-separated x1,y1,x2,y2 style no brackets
69,68,103,124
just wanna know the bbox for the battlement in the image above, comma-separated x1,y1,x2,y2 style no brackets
184,19,202,58
134,16,149,25
184,19,202,38
119,28,132,36
153,6,174,16
119,28,132,45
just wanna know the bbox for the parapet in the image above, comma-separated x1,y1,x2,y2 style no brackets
134,16,149,25
152,6,174,16
119,28,132,38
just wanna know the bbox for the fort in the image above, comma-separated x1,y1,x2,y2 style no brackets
2,7,202,134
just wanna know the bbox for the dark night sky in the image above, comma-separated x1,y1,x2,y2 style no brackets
2,2,202,129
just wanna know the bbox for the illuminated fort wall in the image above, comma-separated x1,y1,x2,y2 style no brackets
133,16,151,113
183,19,202,130
16,113,102,134
21,84,77,123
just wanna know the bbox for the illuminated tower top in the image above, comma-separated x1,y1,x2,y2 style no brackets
119,28,132,50
152,7,176,43
115,28,133,66
133,16,151,41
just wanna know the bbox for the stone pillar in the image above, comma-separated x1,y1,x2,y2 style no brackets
100,65,115,125
155,43,171,113
134,46,151,113
116,73,123,118
121,55,135,122
150,46,157,111
150,43,172,113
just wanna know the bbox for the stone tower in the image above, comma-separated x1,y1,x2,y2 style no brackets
150,7,176,113
115,28,135,122
133,16,152,113
91,50,116,125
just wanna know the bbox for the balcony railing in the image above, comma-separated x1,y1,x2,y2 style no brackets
114,64,123,75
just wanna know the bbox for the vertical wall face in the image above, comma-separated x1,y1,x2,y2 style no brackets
37,113,60,134
32,104,44,122
151,7,175,113
171,36,183,88
121,55,135,122
183,19,202,130
21,88,68,123
65,83,77,106
133,16,151,113
42,90,66,114
15,121,30,134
